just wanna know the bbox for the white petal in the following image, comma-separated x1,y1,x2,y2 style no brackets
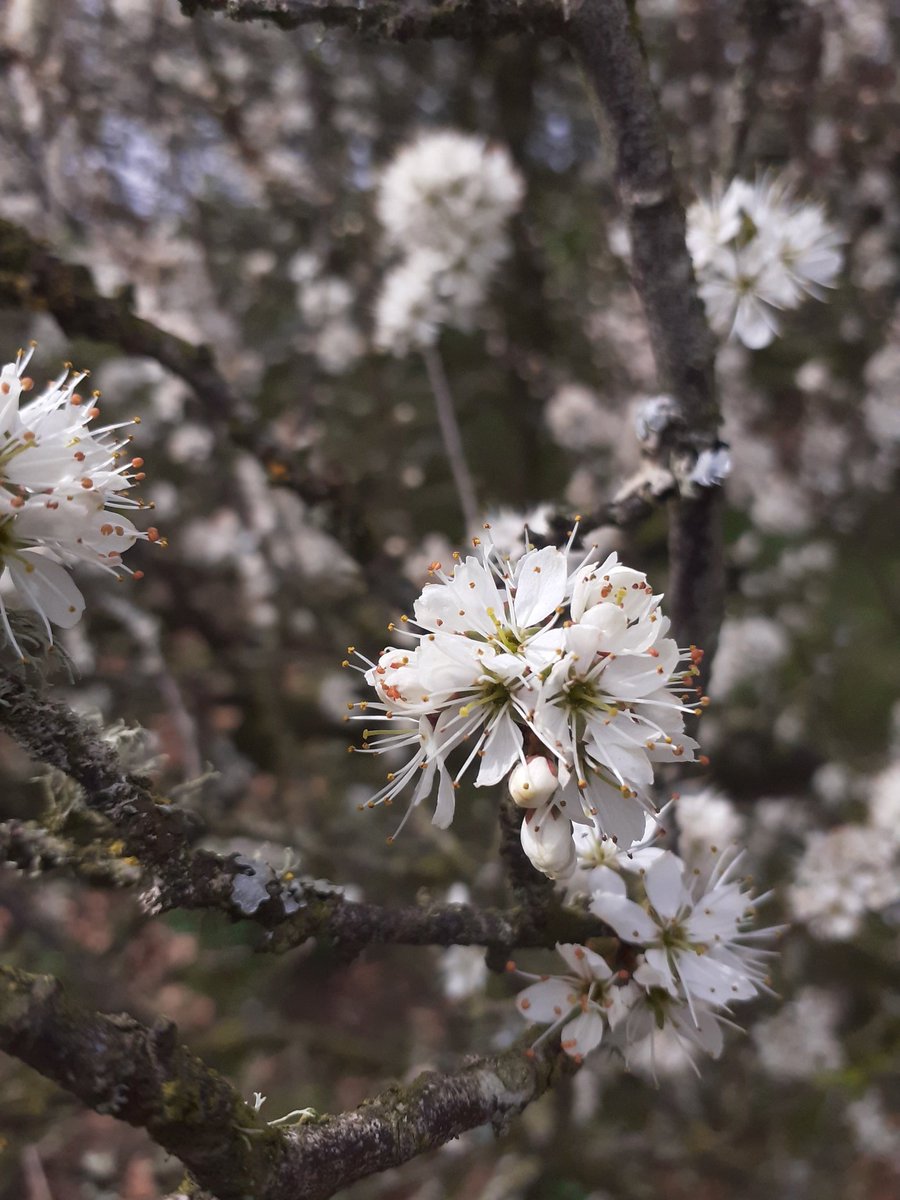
512,546,567,628
644,852,687,921
557,942,612,982
590,894,658,943
7,553,85,629
475,711,522,787
561,1010,605,1058
516,978,580,1023
431,769,456,829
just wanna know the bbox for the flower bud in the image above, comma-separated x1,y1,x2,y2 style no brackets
508,756,559,809
365,646,428,711
520,809,576,880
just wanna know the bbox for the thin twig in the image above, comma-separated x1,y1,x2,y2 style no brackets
178,0,565,39
422,343,480,531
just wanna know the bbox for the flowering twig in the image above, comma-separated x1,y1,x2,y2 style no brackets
422,344,480,531
0,963,574,1200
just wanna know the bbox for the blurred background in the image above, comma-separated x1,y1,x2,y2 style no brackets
0,0,898,1197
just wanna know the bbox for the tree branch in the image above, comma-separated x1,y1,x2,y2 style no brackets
178,0,565,40
0,965,282,1200
0,963,572,1200
0,669,607,953
563,0,725,661
0,218,345,510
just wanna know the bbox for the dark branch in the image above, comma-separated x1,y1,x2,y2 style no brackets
563,0,724,659
1,963,573,1200
0,965,282,1200
0,669,607,953
0,218,343,509
178,0,565,40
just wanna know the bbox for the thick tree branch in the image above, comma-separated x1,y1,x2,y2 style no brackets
0,669,606,953
179,0,565,40
0,966,283,1200
0,963,572,1200
564,0,725,660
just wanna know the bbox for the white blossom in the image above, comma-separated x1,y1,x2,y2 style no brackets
688,175,843,348
789,824,900,939
374,131,523,354
708,615,789,700
564,811,664,901
347,524,703,874
846,1092,900,1164
0,347,154,658
752,988,844,1080
591,849,772,1012
514,942,637,1062
674,788,744,869
376,130,523,260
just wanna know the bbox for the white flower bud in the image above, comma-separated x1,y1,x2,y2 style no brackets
520,809,576,879
365,646,429,711
508,756,559,808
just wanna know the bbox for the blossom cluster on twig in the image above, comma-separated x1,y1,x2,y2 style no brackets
513,840,774,1066
0,346,156,659
374,131,524,353
347,524,706,874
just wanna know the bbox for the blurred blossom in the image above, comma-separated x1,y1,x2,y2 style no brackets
674,789,743,867
846,1092,900,1165
790,824,900,939
708,615,789,699
374,131,523,353
753,989,844,1080
688,176,843,348
545,384,624,452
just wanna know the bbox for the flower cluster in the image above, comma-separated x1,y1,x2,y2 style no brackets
373,131,524,354
687,175,843,349
0,346,155,658
515,846,773,1064
347,526,705,877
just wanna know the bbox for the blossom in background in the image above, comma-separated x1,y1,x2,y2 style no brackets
789,823,900,940
346,524,704,874
674,788,744,871
687,175,843,348
0,346,155,658
373,131,524,353
752,987,844,1080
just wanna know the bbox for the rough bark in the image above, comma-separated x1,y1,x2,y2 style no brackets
0,966,284,1200
563,0,725,660
0,964,572,1200
0,668,608,953
179,0,565,39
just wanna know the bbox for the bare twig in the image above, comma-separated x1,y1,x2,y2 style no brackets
178,0,565,40
422,344,480,531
